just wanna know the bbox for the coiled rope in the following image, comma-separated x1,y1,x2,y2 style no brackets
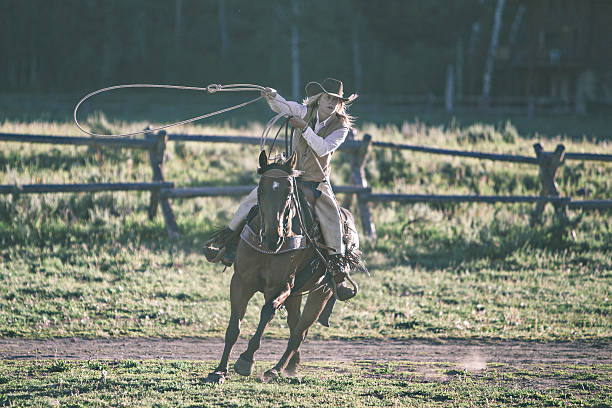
73,83,281,138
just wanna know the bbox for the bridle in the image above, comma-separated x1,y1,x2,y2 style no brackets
257,168,297,249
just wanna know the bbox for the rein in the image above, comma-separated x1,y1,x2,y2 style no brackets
266,116,293,159
258,168,339,300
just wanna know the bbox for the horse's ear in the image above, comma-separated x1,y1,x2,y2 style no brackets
288,151,297,170
258,150,268,169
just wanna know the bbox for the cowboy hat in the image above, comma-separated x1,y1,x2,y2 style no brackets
305,78,358,103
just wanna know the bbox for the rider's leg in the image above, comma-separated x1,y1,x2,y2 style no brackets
204,187,258,265
229,187,258,231
314,182,355,302
314,182,344,256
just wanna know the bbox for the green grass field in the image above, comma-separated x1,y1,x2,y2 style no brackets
1,116,610,406
1,359,610,407
1,117,610,341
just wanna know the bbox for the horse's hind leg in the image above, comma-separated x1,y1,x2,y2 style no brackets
265,288,332,379
206,274,254,383
284,294,302,376
235,286,290,376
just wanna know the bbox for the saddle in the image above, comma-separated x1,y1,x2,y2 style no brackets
240,180,359,255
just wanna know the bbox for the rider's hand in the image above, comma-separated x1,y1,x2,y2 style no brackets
261,87,277,99
289,116,307,130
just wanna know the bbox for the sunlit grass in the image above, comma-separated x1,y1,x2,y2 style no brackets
0,359,610,407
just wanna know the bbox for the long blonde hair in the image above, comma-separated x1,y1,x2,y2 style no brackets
303,93,356,130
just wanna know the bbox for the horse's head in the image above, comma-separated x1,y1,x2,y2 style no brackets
257,150,299,252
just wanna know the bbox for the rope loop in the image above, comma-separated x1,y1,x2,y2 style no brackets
73,82,295,153
73,83,269,138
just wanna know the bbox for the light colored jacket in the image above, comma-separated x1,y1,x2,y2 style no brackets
266,94,348,182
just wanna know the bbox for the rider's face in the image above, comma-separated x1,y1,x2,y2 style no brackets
317,93,340,120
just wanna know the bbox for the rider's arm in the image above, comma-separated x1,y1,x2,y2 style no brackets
302,127,348,157
265,92,307,118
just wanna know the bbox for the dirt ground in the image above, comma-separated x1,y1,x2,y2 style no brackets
1,338,610,367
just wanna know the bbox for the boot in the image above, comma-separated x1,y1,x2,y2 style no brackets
327,254,357,302
335,281,356,301
220,238,238,267
204,227,237,266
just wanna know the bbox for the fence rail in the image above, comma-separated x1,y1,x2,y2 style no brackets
162,185,372,199
366,194,570,204
0,133,155,149
0,182,173,194
370,141,537,164
1,130,610,241
567,200,612,209
370,140,612,163
4,133,609,162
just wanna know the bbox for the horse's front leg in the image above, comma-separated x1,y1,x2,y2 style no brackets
234,284,291,376
205,273,254,384
283,294,302,377
265,288,332,380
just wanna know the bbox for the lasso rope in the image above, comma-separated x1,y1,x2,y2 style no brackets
73,83,285,138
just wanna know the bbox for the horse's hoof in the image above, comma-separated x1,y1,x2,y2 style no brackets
263,368,281,382
284,365,298,378
234,356,254,377
203,371,227,384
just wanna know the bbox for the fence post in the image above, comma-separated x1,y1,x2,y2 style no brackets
531,143,568,225
146,129,180,239
351,133,376,241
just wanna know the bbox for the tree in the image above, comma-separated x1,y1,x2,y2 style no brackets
218,0,228,60
481,0,505,106
175,0,183,53
290,0,300,100
351,10,363,92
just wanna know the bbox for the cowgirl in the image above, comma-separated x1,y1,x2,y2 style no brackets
206,78,358,301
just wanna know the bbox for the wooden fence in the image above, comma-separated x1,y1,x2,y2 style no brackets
1,130,611,241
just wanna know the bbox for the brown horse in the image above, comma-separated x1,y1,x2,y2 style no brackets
206,150,338,383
